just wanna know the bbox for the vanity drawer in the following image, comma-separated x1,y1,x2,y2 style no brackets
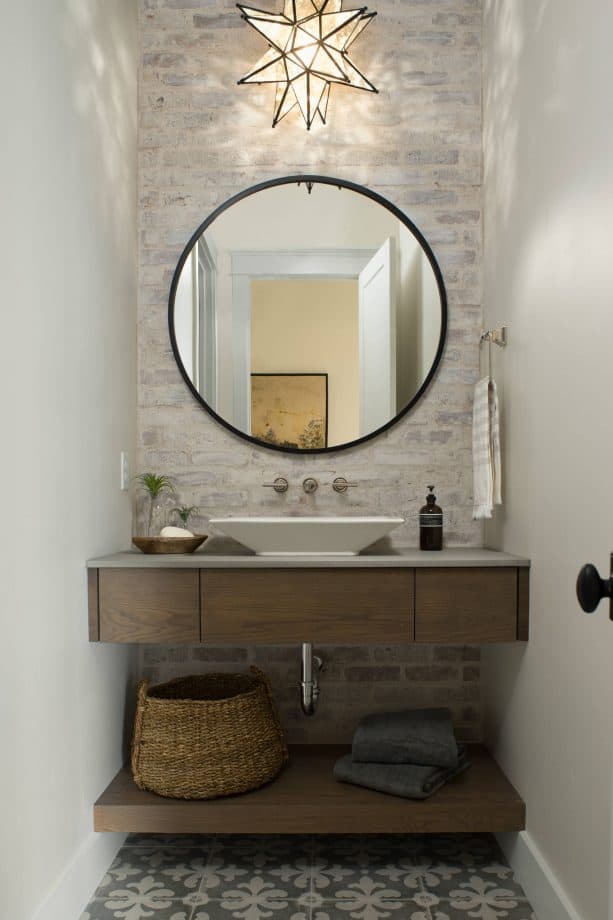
98,569,200,643
414,567,519,643
201,569,414,643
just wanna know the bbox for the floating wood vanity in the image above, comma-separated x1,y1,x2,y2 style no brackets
87,545,530,646
87,543,530,835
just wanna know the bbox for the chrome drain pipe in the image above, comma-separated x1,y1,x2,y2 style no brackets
300,642,324,716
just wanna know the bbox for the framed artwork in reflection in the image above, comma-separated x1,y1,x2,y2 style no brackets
251,373,328,449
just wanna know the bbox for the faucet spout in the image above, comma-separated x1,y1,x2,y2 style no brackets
300,642,324,716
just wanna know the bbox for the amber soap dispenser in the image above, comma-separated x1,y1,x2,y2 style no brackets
419,485,443,551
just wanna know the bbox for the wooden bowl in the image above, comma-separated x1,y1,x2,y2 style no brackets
132,535,208,555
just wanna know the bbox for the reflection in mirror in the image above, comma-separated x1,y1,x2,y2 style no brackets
171,180,446,452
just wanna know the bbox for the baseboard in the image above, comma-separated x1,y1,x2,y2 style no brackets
497,831,582,920
31,831,126,920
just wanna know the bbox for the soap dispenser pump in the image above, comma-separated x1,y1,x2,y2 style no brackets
419,485,443,551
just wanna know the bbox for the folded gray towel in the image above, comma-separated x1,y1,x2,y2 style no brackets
333,745,471,800
352,708,458,768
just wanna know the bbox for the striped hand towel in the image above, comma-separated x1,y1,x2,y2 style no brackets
472,377,501,519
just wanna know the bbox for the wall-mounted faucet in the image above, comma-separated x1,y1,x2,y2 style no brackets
263,477,289,493
300,642,324,715
332,477,358,493
264,476,357,495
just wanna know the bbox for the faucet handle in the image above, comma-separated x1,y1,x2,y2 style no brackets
263,477,289,494
332,477,358,493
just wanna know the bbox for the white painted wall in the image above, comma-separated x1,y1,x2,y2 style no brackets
174,250,195,380
0,3,138,919
205,183,401,252
482,2,613,919
419,251,441,382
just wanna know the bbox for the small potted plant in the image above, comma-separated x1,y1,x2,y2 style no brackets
172,505,198,532
135,472,176,536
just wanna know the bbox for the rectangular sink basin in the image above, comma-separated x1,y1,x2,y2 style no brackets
209,517,404,556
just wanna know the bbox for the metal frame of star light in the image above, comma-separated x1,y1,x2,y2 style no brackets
237,0,377,130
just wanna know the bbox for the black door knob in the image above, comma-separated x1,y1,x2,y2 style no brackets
576,563,613,612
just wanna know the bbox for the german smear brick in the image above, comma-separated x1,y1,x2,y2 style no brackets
137,0,485,743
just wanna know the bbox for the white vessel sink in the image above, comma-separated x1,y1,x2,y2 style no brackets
209,516,404,556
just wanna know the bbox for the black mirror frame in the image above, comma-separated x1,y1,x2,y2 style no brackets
168,174,448,455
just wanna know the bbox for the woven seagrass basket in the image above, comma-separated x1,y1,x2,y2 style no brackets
131,667,288,799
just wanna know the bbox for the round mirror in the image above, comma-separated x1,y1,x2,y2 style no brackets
169,176,447,453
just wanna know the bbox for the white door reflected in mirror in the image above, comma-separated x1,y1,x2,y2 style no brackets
359,237,395,436
170,178,446,453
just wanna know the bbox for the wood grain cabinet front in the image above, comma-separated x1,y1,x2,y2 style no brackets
201,568,414,644
98,568,200,643
414,567,520,643
88,562,529,645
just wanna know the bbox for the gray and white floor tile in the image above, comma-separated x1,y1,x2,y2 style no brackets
81,835,536,920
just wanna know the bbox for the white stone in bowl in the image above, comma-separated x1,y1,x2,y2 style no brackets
160,525,194,537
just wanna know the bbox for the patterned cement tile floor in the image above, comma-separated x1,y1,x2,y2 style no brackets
81,833,537,920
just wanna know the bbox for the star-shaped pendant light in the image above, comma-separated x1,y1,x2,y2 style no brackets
237,0,377,130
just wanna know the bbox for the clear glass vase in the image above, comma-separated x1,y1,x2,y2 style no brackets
148,495,172,536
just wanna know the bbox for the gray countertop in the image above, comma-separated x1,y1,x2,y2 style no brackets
87,537,530,569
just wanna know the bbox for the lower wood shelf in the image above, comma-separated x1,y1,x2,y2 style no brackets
94,745,525,834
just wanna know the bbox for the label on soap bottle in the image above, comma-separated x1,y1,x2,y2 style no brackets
419,514,443,528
